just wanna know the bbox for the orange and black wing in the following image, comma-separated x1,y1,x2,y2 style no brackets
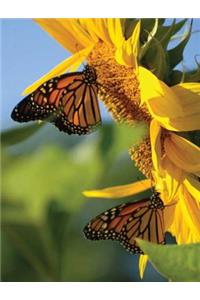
83,195,165,254
55,75,101,135
11,68,101,135
11,73,80,124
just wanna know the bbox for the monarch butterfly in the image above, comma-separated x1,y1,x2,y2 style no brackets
11,65,101,135
83,192,165,254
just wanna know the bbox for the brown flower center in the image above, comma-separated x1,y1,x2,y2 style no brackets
88,41,153,178
129,137,153,179
88,42,151,124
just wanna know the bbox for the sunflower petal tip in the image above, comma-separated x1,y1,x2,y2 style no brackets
82,190,99,198
82,190,91,197
138,253,149,279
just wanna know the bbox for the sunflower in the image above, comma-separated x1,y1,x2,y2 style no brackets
25,18,200,178
25,18,200,278
83,113,200,278
83,154,200,278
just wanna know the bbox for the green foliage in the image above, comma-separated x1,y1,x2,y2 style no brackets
124,18,195,84
155,19,188,49
188,130,200,147
123,18,196,84
142,36,169,81
2,18,198,282
140,19,160,44
2,122,159,282
137,239,200,282
124,19,138,40
185,68,200,82
98,122,147,162
2,222,55,281
139,18,194,84
168,20,193,69
2,142,101,223
140,19,159,59
1,123,44,146
184,57,200,82
170,70,184,85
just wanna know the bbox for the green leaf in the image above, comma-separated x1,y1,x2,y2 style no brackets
140,19,160,44
105,122,147,161
142,36,169,80
2,142,102,223
98,123,115,159
184,57,200,82
1,123,44,146
137,239,200,282
170,70,184,85
140,19,159,59
187,130,200,147
124,18,138,40
156,19,176,49
156,19,188,49
46,200,71,254
158,19,166,26
168,20,193,69
185,68,200,82
2,223,55,281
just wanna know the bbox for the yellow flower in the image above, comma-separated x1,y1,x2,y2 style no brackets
129,78,200,178
150,124,200,246
83,173,200,279
83,84,200,278
25,19,200,179
24,19,200,278
83,122,200,278
23,18,140,95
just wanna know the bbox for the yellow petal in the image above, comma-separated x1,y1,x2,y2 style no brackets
164,133,200,175
152,155,184,210
115,40,131,66
36,18,96,51
34,18,83,53
68,19,97,48
139,66,162,105
182,187,200,239
172,82,200,109
164,201,176,231
91,18,113,45
107,18,124,47
139,67,182,113
184,176,200,201
83,179,151,198
115,21,140,68
138,255,148,279
79,18,99,43
115,38,137,68
130,21,141,60
138,67,197,131
161,156,186,201
149,120,163,172
22,46,93,95
150,120,186,203
167,114,200,131
169,82,200,131
169,185,200,244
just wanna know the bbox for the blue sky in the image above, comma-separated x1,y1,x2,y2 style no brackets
1,18,200,130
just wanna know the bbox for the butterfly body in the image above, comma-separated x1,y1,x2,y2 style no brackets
11,65,101,135
83,193,165,254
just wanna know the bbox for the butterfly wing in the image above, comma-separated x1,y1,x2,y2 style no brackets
11,67,101,135
122,202,165,253
83,198,165,254
54,76,101,134
11,73,80,124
